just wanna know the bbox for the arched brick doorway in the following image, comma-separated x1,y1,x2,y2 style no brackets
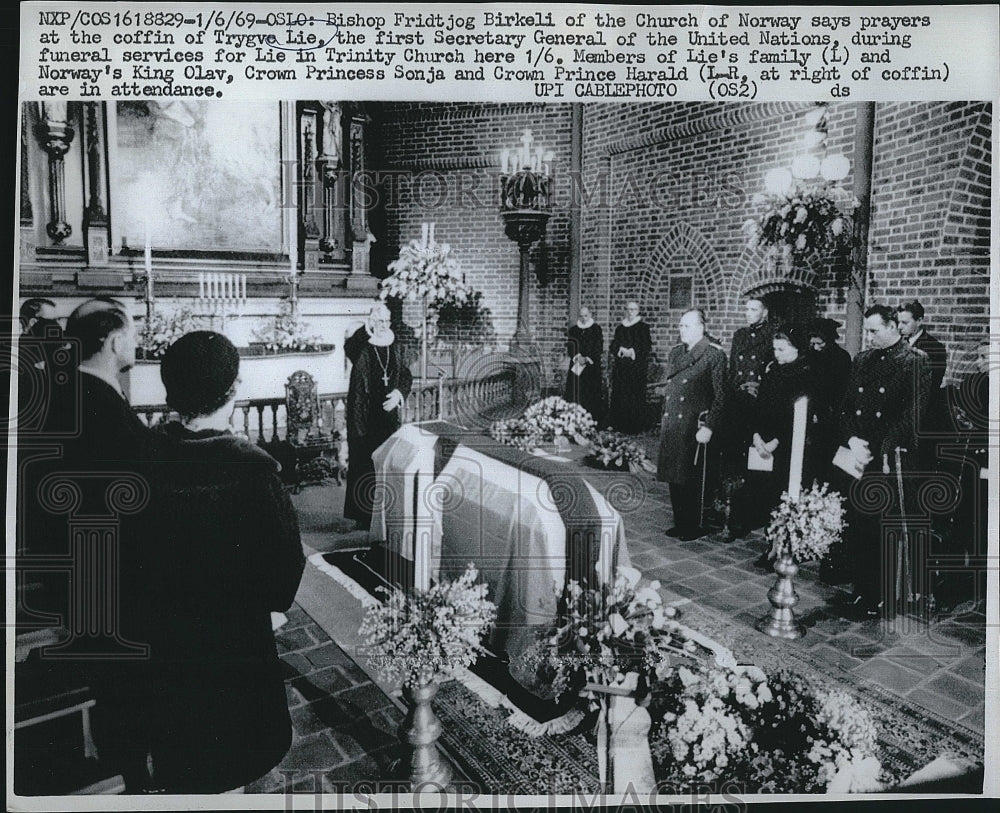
748,283,819,331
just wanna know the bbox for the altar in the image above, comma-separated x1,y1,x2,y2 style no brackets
371,422,633,684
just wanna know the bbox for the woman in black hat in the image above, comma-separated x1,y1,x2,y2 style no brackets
135,331,305,793
727,327,824,543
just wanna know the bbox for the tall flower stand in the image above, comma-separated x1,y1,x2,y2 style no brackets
756,556,806,639
402,680,452,789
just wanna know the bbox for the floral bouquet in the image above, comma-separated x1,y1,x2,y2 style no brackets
766,482,846,563
521,396,597,444
139,306,207,358
489,416,544,452
380,238,471,307
522,565,696,704
742,183,858,264
358,563,497,690
651,665,883,792
253,301,326,352
585,430,657,474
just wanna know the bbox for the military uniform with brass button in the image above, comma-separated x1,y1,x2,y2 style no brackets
657,337,728,537
837,336,932,613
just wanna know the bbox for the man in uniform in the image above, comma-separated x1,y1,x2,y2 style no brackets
837,305,932,618
657,308,728,541
897,301,948,463
724,297,775,529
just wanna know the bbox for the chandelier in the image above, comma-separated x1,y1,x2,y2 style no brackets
762,104,850,196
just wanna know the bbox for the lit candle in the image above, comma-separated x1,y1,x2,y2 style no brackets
428,223,435,245
788,396,808,500
199,272,205,300
144,226,152,277
501,149,510,175
241,274,246,301
421,222,429,247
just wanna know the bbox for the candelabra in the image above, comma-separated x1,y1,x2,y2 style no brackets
197,272,247,334
499,129,553,348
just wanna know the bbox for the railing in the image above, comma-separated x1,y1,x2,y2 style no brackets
135,369,516,443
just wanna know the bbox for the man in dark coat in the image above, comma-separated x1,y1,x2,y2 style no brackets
897,301,949,463
837,305,932,618
657,308,728,540
724,298,774,472
17,299,159,792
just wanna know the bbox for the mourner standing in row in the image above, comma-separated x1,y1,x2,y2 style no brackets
608,300,651,434
836,305,932,618
657,308,728,541
564,304,605,425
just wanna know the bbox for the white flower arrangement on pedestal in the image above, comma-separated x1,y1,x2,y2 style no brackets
766,482,846,563
380,238,471,308
358,563,497,690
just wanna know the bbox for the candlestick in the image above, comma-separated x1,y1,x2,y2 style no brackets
788,396,808,500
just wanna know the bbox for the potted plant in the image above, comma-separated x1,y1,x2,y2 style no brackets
358,563,497,788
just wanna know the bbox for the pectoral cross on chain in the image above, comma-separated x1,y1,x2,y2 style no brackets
382,371,390,387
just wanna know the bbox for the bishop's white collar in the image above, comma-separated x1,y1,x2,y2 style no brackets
368,329,395,347
576,317,595,329
621,315,642,327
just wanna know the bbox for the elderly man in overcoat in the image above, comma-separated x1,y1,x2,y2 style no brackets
657,308,728,540
837,304,932,618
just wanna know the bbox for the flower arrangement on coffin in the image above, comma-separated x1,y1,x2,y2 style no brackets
758,482,846,639
138,306,207,359
359,563,497,786
252,301,327,353
521,566,695,705
650,666,883,793
585,430,657,474
490,396,596,452
742,182,858,268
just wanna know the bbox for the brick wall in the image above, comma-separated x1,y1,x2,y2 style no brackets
372,102,991,387
867,102,992,381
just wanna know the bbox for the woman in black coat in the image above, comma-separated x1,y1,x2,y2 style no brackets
141,331,305,793
728,328,824,539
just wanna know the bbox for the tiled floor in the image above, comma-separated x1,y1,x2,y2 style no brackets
276,453,988,788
